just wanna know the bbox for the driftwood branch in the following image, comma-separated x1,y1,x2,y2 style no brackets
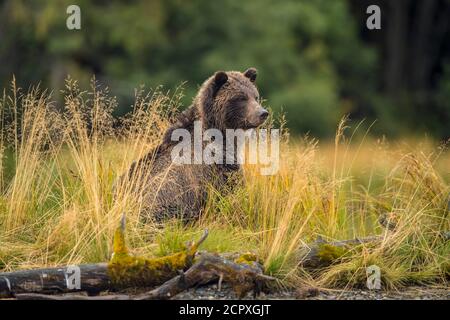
14,252,276,300
300,235,382,269
300,231,450,269
137,252,276,300
0,263,111,297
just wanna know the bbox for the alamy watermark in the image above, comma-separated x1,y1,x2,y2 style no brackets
170,121,280,175
366,265,381,290
66,5,81,30
65,265,81,290
366,5,381,30
65,4,379,31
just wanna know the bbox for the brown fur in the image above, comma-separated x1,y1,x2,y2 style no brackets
122,68,268,222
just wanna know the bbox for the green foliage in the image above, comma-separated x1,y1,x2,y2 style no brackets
0,0,377,137
0,0,448,137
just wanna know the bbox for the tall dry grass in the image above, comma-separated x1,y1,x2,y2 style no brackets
0,79,448,290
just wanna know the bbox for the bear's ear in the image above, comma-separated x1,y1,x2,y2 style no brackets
214,71,228,88
243,68,257,82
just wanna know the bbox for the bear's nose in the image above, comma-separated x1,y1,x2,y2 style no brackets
259,109,269,120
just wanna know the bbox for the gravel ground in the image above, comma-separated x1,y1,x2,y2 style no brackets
173,283,449,300
4,283,448,300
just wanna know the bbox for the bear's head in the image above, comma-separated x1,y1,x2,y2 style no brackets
195,68,269,131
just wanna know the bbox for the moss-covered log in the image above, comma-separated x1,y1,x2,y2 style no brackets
107,215,207,289
300,236,382,269
136,252,276,299
13,252,276,300
300,231,450,269
0,215,208,298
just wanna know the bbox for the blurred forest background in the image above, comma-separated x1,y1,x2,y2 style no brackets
0,0,449,138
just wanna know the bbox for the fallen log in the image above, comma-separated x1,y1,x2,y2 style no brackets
2,215,274,300
300,235,382,269
300,231,450,269
14,252,276,300
0,263,111,297
136,252,276,299
0,215,208,298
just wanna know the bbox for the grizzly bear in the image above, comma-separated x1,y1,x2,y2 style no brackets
123,68,268,222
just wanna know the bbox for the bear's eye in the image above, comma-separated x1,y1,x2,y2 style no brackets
232,95,248,103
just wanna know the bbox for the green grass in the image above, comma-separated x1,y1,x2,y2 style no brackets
0,78,448,290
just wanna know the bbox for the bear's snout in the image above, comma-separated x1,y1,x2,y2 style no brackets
259,109,269,120
245,101,269,128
